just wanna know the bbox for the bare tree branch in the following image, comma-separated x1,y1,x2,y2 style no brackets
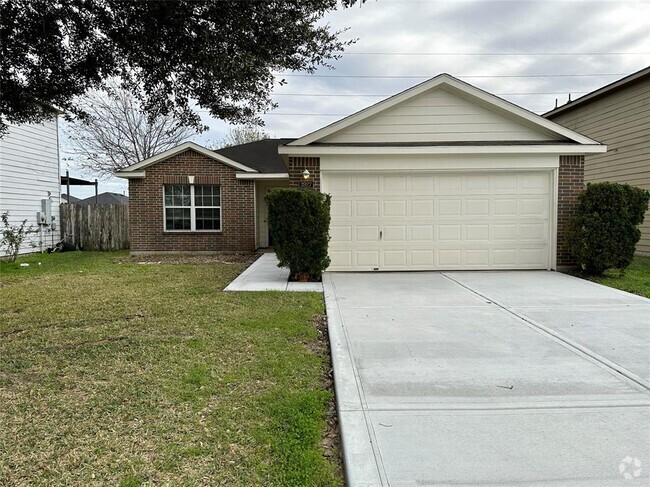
66,81,196,177
217,125,270,148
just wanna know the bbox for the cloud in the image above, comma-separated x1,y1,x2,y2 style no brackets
260,0,650,135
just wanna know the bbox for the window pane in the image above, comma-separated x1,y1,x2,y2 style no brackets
195,208,221,230
195,185,220,207
164,185,190,206
165,208,191,230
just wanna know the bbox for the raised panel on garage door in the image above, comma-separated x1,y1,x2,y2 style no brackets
323,171,551,271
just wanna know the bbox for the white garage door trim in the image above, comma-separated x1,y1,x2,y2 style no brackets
323,170,557,271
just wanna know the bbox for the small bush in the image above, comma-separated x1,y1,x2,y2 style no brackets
1,211,37,262
566,182,649,275
266,188,331,280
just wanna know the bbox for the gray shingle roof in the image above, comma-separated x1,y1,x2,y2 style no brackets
214,138,295,173
78,192,129,205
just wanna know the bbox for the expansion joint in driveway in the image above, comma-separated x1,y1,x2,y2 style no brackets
441,273,650,393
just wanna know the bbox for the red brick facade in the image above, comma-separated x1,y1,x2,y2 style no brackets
557,155,585,267
129,149,583,267
128,149,255,253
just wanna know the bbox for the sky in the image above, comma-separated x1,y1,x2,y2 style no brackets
63,0,650,198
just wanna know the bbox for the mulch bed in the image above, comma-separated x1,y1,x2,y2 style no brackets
116,253,262,266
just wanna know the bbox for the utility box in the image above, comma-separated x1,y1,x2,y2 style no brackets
37,198,54,225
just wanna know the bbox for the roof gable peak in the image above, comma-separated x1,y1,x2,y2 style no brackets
288,73,600,147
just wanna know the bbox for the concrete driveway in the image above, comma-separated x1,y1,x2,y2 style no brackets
323,271,650,486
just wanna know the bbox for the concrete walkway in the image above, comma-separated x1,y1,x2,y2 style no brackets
324,271,650,486
224,253,322,292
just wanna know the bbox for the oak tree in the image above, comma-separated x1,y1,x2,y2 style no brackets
0,0,362,135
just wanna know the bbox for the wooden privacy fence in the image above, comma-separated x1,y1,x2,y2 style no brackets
60,204,129,250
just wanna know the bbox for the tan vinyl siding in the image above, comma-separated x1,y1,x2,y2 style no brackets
322,87,558,144
549,77,650,254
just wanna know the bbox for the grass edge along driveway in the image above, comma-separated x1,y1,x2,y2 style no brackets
568,255,650,299
0,251,343,487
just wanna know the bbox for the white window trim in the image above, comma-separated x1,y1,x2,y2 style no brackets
163,184,222,233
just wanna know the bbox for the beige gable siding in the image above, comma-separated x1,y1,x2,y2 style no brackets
322,88,558,144
550,78,650,254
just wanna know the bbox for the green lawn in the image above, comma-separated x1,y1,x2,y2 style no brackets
569,255,650,298
0,252,342,487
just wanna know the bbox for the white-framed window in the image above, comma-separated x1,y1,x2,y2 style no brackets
163,184,221,231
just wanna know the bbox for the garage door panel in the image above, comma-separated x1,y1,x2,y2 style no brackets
465,249,490,266
492,223,518,240
411,250,435,266
384,175,407,192
410,225,434,242
330,225,353,242
330,250,353,268
438,224,462,241
410,200,435,217
519,172,549,192
355,176,380,192
356,226,380,241
519,248,548,266
466,224,490,241
518,222,548,241
355,200,379,217
356,250,380,267
383,200,407,217
437,175,463,193
411,176,435,192
493,248,517,266
383,250,408,267
331,200,352,217
383,225,407,242
465,199,489,216
519,198,548,217
465,175,491,192
438,249,462,266
492,173,518,191
438,199,462,216
325,172,551,271
493,198,517,216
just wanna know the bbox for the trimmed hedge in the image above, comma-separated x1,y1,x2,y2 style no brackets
566,182,649,275
266,188,331,281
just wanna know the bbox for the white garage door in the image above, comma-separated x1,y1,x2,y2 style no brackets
324,171,552,271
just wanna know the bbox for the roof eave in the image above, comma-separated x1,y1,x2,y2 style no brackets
118,141,259,174
544,66,650,118
278,144,607,156
115,171,146,179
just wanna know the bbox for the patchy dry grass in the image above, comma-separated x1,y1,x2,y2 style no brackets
568,255,650,298
0,251,342,487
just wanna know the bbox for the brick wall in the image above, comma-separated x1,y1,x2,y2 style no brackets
557,155,585,267
128,149,255,253
287,156,320,189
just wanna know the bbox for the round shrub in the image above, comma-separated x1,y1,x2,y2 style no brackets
566,182,649,275
266,188,331,281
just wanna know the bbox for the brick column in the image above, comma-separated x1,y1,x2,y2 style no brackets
556,155,585,267
287,156,320,190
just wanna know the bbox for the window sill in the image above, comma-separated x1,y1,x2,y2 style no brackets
163,230,223,233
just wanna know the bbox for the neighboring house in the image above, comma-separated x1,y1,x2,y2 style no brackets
117,73,604,270
0,118,61,254
61,193,81,204
77,192,129,205
544,66,650,254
